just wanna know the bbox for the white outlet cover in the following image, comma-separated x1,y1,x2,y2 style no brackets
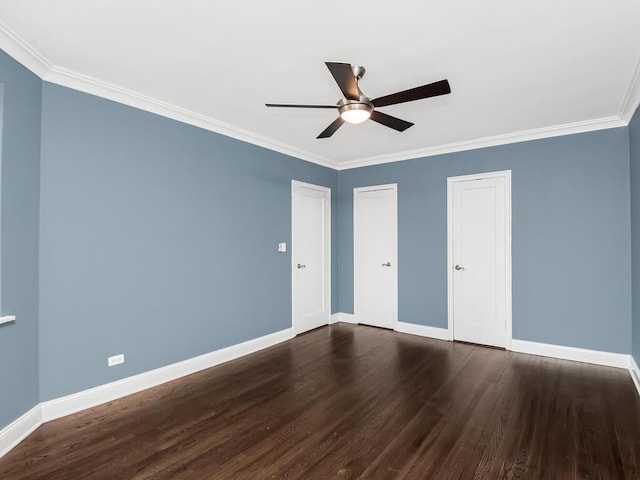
278,242,287,253
108,354,125,366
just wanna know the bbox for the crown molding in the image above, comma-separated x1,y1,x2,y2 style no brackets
0,19,51,77
43,66,337,169
0,21,337,170
335,115,626,170
0,19,636,172
620,52,640,123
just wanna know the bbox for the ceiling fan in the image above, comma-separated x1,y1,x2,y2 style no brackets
266,62,451,139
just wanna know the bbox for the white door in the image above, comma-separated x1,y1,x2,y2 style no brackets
354,184,397,329
292,181,331,335
448,171,511,348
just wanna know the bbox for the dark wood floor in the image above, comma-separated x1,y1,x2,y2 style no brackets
1,324,640,479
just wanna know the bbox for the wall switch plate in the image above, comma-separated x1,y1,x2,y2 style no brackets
278,242,287,253
108,354,125,367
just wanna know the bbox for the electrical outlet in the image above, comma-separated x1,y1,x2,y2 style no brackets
108,354,125,367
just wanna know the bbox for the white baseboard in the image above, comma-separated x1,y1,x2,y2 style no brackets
331,315,450,341
395,321,450,341
41,328,293,422
630,355,640,398
3,325,636,460
510,339,630,369
0,405,42,459
330,313,357,324
1,328,294,458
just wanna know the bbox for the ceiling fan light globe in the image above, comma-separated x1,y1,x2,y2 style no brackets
339,102,373,124
341,109,371,124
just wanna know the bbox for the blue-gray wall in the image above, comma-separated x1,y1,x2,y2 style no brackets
0,52,41,429
1,43,638,428
339,129,632,354
38,83,337,400
631,106,640,365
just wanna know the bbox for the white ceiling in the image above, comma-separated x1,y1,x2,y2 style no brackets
0,0,639,169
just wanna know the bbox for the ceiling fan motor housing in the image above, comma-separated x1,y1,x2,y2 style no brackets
351,65,366,81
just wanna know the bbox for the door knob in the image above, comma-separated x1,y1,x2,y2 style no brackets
297,264,306,269
454,265,464,270
382,262,391,267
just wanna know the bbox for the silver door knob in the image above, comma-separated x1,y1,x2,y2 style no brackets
297,264,306,269
454,265,463,270
382,262,391,267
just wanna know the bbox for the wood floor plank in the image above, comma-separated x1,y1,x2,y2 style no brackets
1,324,639,479
399,347,510,479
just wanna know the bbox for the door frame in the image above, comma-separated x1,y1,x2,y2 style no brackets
353,183,398,330
446,170,512,349
291,180,331,335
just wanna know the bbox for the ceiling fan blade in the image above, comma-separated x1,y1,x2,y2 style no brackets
372,79,451,108
325,62,360,101
265,103,338,109
370,110,414,132
317,117,345,139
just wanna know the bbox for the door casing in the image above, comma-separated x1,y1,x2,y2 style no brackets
447,170,512,348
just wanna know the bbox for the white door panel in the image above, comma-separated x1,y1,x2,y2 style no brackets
354,185,397,329
293,181,330,335
450,173,510,348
